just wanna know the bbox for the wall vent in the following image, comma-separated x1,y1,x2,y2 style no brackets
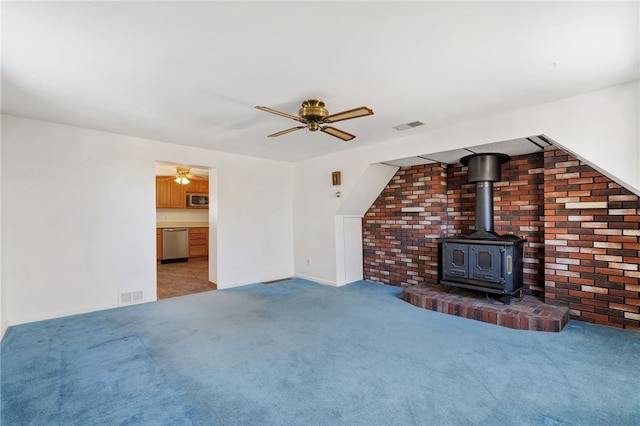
119,290,144,306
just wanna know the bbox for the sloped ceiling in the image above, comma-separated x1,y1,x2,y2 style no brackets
382,136,552,167
2,1,638,162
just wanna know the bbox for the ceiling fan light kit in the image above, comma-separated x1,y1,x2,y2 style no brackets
255,99,374,141
164,165,208,185
173,166,191,185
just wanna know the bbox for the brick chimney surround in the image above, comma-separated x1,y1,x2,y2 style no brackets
364,146,640,331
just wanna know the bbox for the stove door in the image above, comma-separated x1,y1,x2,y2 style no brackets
442,242,469,280
469,244,504,285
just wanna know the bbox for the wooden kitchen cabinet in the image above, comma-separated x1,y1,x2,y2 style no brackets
156,228,162,262
156,176,186,208
189,227,208,259
186,179,209,195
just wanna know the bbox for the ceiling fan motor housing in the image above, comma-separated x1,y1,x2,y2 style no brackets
299,99,328,131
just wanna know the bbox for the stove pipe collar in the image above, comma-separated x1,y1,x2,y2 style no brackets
460,153,510,182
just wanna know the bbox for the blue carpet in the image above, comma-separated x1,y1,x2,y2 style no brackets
2,279,639,425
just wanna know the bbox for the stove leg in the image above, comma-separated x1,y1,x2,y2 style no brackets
502,294,511,305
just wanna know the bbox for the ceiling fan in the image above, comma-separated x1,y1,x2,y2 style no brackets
255,99,374,141
159,166,208,185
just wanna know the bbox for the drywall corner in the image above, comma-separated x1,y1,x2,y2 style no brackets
336,163,399,216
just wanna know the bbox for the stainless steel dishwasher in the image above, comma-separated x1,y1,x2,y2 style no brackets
162,228,189,263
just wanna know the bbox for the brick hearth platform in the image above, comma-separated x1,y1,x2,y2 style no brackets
403,284,570,332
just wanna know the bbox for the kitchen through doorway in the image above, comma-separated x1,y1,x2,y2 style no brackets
155,162,215,300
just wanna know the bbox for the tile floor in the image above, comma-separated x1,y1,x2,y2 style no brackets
157,258,214,299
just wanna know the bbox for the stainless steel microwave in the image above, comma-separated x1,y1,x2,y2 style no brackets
187,193,209,207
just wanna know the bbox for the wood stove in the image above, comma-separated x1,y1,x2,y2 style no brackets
438,153,526,304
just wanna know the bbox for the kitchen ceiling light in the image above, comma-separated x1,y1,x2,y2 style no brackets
174,165,192,184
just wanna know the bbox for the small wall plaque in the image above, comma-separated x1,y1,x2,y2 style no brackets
332,171,341,186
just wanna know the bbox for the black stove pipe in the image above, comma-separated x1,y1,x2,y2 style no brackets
475,181,494,232
460,153,510,239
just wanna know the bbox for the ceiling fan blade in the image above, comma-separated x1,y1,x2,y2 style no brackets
324,106,374,123
320,126,356,141
268,126,305,137
255,106,303,122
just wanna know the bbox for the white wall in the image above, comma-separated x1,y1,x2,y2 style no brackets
537,81,639,193
147,144,294,289
0,120,6,340
214,155,294,287
1,115,293,325
293,81,640,285
293,159,398,285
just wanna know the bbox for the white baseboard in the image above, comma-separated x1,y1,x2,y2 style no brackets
216,275,293,289
294,273,340,287
7,299,156,327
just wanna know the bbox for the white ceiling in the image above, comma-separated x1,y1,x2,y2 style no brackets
2,1,638,163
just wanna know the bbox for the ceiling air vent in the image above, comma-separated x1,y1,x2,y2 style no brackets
393,121,424,131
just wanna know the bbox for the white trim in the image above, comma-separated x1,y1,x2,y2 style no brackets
215,275,295,290
6,301,150,327
294,274,340,287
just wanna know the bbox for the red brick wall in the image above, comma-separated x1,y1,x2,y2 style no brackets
363,146,640,329
363,164,448,286
543,147,640,329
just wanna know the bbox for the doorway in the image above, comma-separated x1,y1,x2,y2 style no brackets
155,162,214,299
